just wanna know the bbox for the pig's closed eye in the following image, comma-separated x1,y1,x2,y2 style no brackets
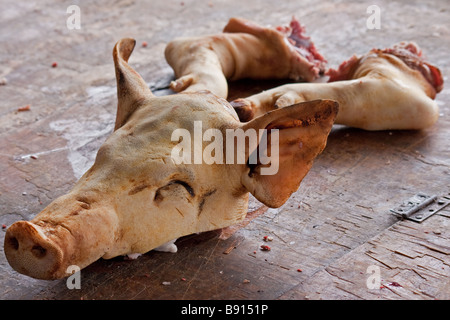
171,180,195,197
154,180,195,202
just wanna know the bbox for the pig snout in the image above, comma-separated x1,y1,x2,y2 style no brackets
4,197,119,280
4,221,67,280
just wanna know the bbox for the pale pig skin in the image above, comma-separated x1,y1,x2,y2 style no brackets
165,17,326,99
4,38,338,280
232,42,443,131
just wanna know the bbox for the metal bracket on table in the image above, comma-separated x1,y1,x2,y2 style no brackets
390,192,450,223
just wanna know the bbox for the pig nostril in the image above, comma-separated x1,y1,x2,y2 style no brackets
31,245,47,258
8,237,19,251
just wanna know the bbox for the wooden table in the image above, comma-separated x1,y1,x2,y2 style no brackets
1,0,449,300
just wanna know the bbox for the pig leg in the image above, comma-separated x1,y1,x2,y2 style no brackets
232,79,439,131
165,41,228,98
232,47,441,131
165,17,326,99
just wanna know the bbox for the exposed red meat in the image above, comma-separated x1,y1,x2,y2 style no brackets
326,55,360,82
276,17,327,77
288,18,327,71
380,42,443,93
327,42,443,94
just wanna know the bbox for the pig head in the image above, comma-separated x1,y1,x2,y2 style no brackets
4,38,338,280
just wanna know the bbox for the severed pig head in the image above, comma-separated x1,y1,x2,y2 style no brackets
4,38,338,280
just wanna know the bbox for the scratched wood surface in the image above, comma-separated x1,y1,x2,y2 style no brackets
1,0,449,300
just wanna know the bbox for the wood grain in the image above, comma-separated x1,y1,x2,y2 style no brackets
1,0,449,300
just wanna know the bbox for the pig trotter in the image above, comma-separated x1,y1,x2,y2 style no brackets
230,98,254,122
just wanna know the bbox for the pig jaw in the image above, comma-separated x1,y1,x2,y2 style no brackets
4,194,119,280
105,183,250,259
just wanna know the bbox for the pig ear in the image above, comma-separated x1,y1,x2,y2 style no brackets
113,38,153,130
240,99,338,208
